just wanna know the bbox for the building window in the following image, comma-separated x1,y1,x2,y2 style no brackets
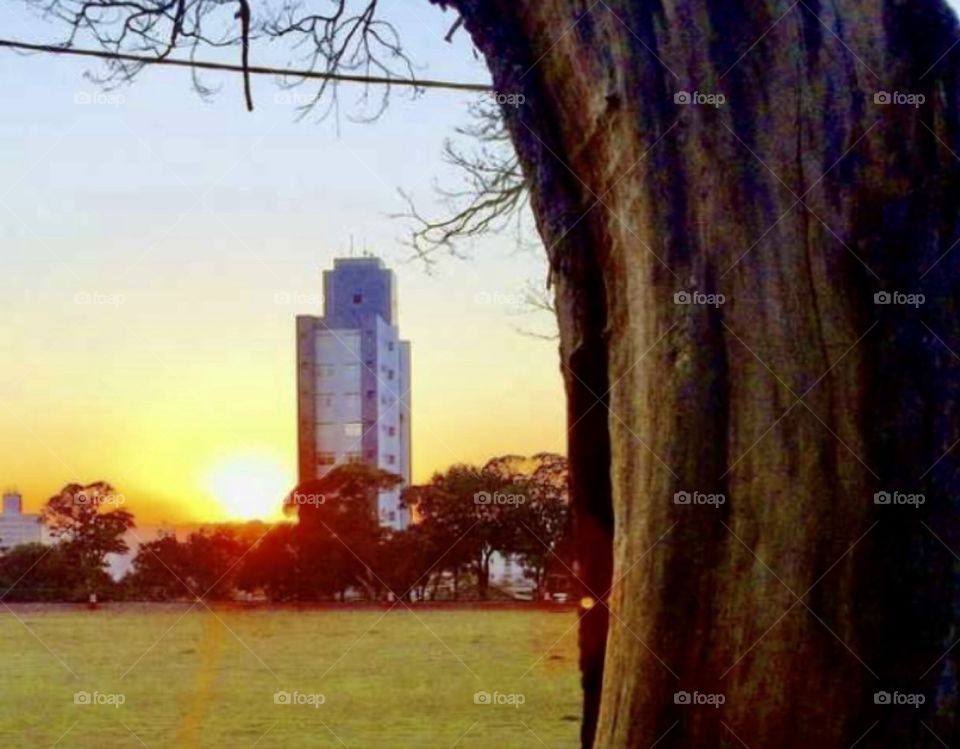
388,426,396,437
388,341,395,352
366,389,375,400
345,451,362,463
318,365,336,378
344,423,363,438
353,291,363,305
317,393,334,408
318,452,336,466
388,369,395,380
387,454,396,465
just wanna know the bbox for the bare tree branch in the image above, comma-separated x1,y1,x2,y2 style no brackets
512,280,558,341
395,96,530,264
393,95,554,338
263,0,417,121
443,15,463,43
23,0,421,117
235,0,252,110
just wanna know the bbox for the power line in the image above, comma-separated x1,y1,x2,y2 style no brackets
0,38,493,94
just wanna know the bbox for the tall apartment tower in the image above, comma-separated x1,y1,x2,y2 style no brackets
296,257,412,529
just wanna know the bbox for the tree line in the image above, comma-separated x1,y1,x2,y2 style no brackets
0,454,572,604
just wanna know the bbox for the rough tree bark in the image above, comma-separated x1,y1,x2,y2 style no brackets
434,1,960,746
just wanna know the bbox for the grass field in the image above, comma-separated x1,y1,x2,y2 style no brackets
0,604,580,748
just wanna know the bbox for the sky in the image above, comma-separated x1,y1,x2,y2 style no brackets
0,2,565,524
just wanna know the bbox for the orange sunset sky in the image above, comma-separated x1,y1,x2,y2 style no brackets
0,4,565,524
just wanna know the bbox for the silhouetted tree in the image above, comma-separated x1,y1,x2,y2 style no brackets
123,531,187,600
506,455,572,600
407,464,527,599
373,525,436,602
42,482,134,598
181,528,249,599
235,524,294,601
0,543,88,602
480,453,572,599
126,527,253,600
287,463,400,600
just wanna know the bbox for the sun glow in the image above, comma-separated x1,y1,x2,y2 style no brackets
203,453,293,521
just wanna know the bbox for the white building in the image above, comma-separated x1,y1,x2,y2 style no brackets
0,492,45,551
297,257,412,529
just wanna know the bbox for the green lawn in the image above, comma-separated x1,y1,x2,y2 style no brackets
0,605,580,748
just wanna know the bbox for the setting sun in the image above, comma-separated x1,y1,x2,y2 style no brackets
202,453,293,521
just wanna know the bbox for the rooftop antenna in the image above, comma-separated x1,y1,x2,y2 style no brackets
349,234,356,258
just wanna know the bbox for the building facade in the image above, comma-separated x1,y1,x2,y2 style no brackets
0,492,44,551
297,257,412,529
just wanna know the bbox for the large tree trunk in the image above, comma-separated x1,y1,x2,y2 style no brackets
439,0,960,746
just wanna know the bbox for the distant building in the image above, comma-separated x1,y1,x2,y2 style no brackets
296,257,412,529
0,492,44,551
